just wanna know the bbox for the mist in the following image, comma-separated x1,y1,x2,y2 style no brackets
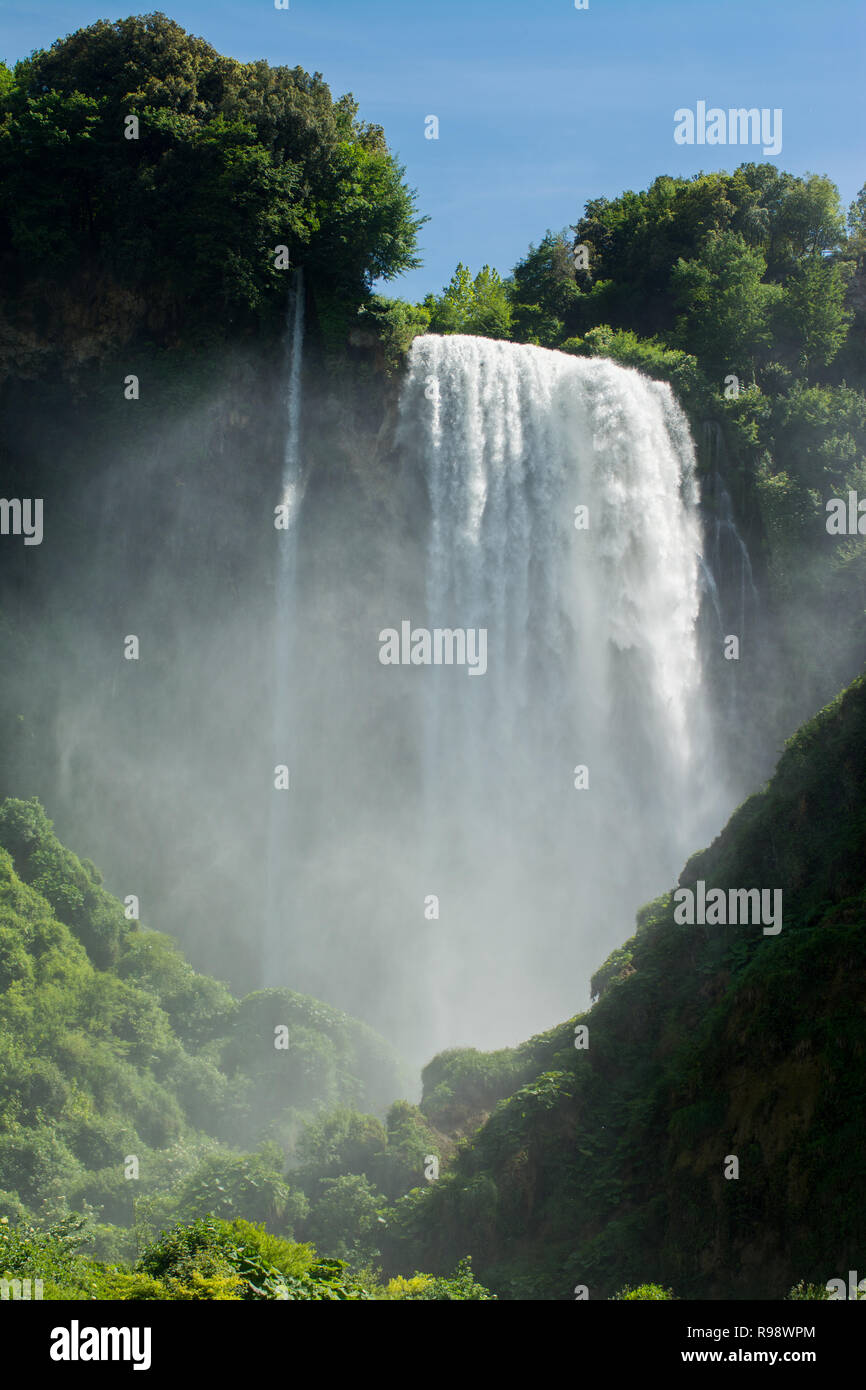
3,306,781,1067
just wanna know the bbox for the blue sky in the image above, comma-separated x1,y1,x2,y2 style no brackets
1,0,863,299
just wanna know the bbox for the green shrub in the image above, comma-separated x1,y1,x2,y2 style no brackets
787,1280,833,1300
612,1283,676,1300
0,1212,88,1288
404,1256,496,1300
356,295,430,371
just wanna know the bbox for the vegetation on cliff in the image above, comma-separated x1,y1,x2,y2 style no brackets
0,799,405,1250
0,797,498,1296
372,674,866,1298
0,11,423,353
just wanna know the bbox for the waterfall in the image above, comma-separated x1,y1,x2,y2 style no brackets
265,330,731,1056
700,422,758,637
698,422,759,717
710,472,758,643
385,335,722,1043
268,270,305,953
279,268,306,540
400,334,707,803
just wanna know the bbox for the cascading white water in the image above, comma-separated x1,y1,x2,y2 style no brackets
278,269,306,541
402,335,706,803
268,270,305,948
388,335,721,1042
266,330,729,1057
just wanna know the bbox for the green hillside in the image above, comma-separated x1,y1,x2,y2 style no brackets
382,673,866,1299
0,796,408,1257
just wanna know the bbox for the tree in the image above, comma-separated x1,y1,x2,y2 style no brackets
0,798,127,968
174,1151,308,1235
304,1174,385,1264
671,231,782,378
766,171,846,275
407,1255,496,1300
0,14,424,326
847,184,866,237
295,1107,388,1186
778,255,852,369
423,262,512,338
507,229,579,345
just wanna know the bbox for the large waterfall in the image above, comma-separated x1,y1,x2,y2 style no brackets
389,335,718,1047
401,335,705,806
266,331,727,1057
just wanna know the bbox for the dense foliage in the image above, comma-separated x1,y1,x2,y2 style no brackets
0,797,411,1255
0,13,423,339
0,1211,493,1299
422,166,859,374
0,796,498,1296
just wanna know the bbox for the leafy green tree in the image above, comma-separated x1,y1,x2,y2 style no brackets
564,165,848,350
423,262,512,338
221,1218,315,1279
135,1216,242,1287
116,932,234,1046
0,14,424,329
572,174,739,338
671,231,782,378
848,184,866,235
304,1173,385,1264
507,230,579,345
0,91,103,266
769,381,866,492
777,255,852,369
379,1100,443,1197
355,295,430,371
763,171,846,276
172,1150,308,1235
0,798,129,967
575,326,711,413
0,1212,89,1291
295,1107,388,1185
